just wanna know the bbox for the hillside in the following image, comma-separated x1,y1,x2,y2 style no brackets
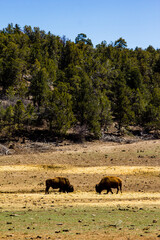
0,24,160,141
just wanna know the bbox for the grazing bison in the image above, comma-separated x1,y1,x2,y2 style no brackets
95,176,122,194
45,177,74,194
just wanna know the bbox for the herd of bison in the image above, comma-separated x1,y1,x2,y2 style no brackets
1,139,160,196
45,176,122,195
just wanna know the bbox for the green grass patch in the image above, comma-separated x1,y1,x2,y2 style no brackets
0,206,160,238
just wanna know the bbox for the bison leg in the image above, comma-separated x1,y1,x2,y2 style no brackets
59,188,64,193
106,189,109,194
120,183,122,193
59,188,66,193
45,186,50,194
106,188,113,194
109,188,113,194
116,187,119,194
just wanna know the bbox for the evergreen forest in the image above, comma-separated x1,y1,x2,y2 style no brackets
0,24,160,141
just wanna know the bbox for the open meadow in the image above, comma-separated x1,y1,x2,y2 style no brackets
0,139,160,239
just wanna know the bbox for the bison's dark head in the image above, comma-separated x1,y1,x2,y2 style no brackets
67,185,74,192
95,184,101,194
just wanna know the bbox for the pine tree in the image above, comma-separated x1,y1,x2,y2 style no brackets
14,100,25,130
44,82,75,135
30,61,49,111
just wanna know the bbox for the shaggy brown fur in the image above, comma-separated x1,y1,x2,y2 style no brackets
45,177,74,194
95,176,122,194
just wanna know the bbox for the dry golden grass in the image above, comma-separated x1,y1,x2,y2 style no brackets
0,140,160,202
0,164,160,176
0,192,160,211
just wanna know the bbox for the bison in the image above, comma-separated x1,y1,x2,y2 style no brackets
95,176,122,194
45,177,74,194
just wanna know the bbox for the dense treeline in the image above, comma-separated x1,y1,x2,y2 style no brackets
0,24,160,140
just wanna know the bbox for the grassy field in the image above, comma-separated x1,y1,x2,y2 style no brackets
0,205,160,240
0,139,160,239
